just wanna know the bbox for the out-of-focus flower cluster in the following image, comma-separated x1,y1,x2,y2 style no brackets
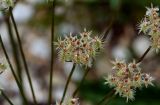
55,29,103,66
0,62,7,74
138,5,160,52
56,98,80,105
105,59,154,102
0,0,14,11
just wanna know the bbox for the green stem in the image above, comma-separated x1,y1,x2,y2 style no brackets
0,35,28,105
9,8,37,105
72,67,90,97
60,63,76,104
1,90,14,105
48,0,56,104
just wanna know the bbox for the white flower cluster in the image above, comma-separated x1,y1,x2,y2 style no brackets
138,5,160,52
0,0,14,11
55,29,103,66
56,98,80,105
105,59,154,102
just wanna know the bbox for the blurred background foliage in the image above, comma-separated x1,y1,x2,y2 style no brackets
0,0,160,105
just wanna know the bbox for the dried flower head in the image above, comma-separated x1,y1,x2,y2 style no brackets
55,29,103,66
138,4,160,52
0,0,14,11
56,98,80,105
105,59,154,102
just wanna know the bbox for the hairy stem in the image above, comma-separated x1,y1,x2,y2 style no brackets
9,8,37,105
48,0,56,104
0,35,28,105
1,90,14,105
72,67,90,97
60,63,76,104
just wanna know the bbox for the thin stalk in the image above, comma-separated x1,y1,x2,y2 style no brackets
137,46,152,63
0,35,28,105
96,90,115,105
72,67,90,97
1,90,14,105
60,63,76,104
48,0,56,104
5,15,25,104
9,8,37,104
5,16,23,87
103,93,116,105
102,16,115,41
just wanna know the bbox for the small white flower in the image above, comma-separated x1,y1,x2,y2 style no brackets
142,74,154,87
128,60,141,72
111,58,125,70
138,18,149,34
104,75,117,87
146,6,159,16
123,89,135,102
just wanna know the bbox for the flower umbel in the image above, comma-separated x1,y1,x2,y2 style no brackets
138,4,160,52
55,29,103,66
105,59,154,102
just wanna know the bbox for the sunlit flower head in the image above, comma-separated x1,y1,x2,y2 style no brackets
55,29,103,67
105,59,154,102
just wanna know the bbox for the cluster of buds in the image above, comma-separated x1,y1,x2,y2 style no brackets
138,5,160,52
55,29,103,66
56,98,80,105
105,59,154,102
0,0,14,11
